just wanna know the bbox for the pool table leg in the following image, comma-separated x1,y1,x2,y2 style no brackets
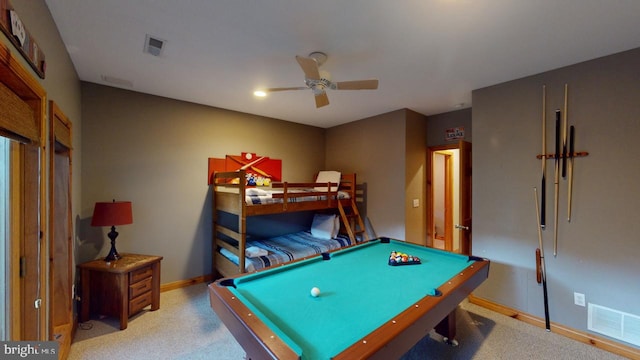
435,310,459,346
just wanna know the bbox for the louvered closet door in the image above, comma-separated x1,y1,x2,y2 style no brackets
49,101,73,359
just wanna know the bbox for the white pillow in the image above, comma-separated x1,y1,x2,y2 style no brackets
332,215,340,239
311,214,336,239
315,171,341,192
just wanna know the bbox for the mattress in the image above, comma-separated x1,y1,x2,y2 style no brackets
245,188,350,205
219,231,352,272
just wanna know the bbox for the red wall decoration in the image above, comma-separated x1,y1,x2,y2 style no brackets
208,152,282,185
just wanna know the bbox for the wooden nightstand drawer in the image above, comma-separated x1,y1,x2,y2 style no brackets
129,291,152,316
78,254,162,330
130,266,153,284
129,276,152,299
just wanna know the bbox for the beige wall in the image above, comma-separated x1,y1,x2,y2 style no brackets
326,110,405,239
404,110,428,244
472,48,640,336
80,85,432,283
80,83,326,282
326,109,428,242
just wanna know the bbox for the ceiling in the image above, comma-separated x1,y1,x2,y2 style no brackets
44,0,640,128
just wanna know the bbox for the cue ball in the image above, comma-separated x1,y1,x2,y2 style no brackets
310,287,320,297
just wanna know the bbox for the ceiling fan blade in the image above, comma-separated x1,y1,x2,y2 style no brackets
334,79,379,90
314,92,329,108
296,55,321,80
264,86,308,92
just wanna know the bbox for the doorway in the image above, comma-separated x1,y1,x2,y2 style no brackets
432,150,457,251
428,141,472,255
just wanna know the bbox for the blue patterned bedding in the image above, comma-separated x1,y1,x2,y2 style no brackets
219,231,352,272
245,188,350,205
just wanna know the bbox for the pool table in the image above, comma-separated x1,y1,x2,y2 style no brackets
209,237,489,360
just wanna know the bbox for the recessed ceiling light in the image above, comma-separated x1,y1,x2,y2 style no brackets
254,90,267,97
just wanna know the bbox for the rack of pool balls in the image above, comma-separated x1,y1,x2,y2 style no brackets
388,251,421,266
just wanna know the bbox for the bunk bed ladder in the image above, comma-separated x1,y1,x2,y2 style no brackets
338,198,369,243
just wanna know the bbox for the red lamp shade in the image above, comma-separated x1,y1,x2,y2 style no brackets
91,200,133,261
91,201,133,226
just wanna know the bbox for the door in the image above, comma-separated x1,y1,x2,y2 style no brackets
427,140,472,254
458,140,472,255
49,101,73,358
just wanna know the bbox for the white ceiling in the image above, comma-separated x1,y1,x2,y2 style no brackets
44,0,640,128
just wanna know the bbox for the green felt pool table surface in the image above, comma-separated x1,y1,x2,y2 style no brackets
209,238,489,360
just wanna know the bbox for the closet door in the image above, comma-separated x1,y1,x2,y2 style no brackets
49,101,73,359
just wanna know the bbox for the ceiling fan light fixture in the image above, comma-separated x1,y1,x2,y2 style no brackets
253,90,267,97
319,69,331,81
308,51,327,66
311,87,325,96
259,52,378,108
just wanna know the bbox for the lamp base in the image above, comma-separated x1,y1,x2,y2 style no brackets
104,225,122,261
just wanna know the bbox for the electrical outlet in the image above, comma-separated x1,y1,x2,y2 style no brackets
574,292,586,307
412,199,419,208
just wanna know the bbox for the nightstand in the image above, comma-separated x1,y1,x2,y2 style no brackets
78,254,163,330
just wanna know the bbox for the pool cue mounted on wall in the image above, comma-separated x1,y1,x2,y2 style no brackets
540,85,547,229
555,84,568,254
534,187,551,331
567,125,575,221
535,83,589,252
562,84,569,178
553,109,561,256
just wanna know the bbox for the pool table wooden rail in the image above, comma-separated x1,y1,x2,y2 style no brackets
209,251,489,360
210,278,300,359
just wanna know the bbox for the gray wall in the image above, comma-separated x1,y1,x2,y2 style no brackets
427,108,472,146
326,110,407,240
472,48,640,339
80,83,326,283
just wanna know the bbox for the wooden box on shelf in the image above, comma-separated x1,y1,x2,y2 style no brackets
78,254,163,330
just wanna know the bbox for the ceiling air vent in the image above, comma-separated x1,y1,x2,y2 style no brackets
144,34,165,57
100,75,133,88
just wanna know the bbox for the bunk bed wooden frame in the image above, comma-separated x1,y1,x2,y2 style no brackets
211,170,366,277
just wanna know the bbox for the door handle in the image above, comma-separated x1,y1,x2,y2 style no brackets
455,224,469,231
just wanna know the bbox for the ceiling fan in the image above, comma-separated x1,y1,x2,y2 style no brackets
259,52,379,108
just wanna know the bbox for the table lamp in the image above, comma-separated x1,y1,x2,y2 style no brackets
91,200,133,261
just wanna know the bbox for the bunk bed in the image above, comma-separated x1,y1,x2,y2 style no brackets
211,170,366,277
